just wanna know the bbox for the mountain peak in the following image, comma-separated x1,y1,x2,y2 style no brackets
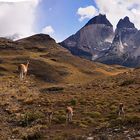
117,16,135,29
85,14,113,27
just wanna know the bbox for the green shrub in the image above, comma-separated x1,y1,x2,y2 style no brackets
58,110,65,115
23,131,42,140
125,115,140,125
40,86,64,93
54,115,66,124
20,111,44,127
79,100,87,105
109,115,140,127
70,99,77,106
79,123,88,128
120,80,135,86
106,112,117,120
83,117,96,125
85,111,101,118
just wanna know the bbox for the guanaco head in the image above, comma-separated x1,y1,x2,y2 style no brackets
27,60,30,64
119,103,124,109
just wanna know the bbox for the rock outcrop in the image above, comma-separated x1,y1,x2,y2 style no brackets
61,15,140,67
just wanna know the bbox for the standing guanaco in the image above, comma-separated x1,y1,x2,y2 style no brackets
18,60,29,80
47,111,53,124
118,103,125,117
66,106,73,123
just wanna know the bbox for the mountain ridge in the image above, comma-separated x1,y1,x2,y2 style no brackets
61,14,140,68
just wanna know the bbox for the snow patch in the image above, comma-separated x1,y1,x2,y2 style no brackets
92,54,98,60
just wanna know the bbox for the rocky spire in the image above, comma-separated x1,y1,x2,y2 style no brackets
117,16,135,29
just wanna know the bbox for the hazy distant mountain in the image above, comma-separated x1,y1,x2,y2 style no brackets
5,33,21,41
61,14,140,67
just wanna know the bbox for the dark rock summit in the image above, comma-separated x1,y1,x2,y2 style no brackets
117,16,135,29
85,14,113,27
61,14,114,60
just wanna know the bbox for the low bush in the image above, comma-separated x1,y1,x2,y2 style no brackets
120,80,135,86
70,99,77,106
54,115,66,124
19,111,44,127
85,111,101,118
40,86,64,93
109,114,140,127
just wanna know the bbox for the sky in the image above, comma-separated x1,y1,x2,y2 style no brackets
0,0,140,42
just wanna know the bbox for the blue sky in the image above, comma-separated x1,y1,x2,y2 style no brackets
36,0,97,42
0,0,140,42
35,0,140,42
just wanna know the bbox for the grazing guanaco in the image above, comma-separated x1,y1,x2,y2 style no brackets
118,103,125,117
66,106,73,123
18,60,29,80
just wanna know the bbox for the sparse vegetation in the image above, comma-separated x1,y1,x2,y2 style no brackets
84,112,101,118
0,37,139,139
120,79,135,86
19,111,44,127
54,115,66,124
70,99,77,106
22,125,44,140
40,86,64,93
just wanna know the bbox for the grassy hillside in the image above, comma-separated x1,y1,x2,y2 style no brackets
0,34,139,140
0,34,127,84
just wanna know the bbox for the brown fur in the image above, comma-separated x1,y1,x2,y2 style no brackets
18,60,29,79
47,111,53,124
118,103,125,116
66,106,73,123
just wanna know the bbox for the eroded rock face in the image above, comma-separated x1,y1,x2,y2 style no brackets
61,14,114,59
98,17,140,67
61,15,140,67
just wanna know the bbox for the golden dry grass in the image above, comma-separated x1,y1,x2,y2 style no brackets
0,35,139,139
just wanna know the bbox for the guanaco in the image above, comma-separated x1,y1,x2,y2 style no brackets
66,106,73,123
18,60,29,80
47,111,53,124
118,103,125,117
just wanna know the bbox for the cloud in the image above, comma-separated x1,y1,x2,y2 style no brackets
0,0,40,39
0,0,39,3
42,26,55,35
77,6,98,21
95,0,140,29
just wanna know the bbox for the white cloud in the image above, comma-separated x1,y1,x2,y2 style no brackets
95,0,140,29
0,0,39,3
42,26,55,35
0,0,40,40
77,6,98,21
